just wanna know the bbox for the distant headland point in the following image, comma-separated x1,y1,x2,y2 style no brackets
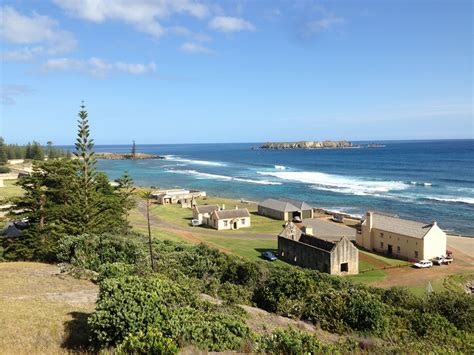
95,152,165,160
260,141,385,150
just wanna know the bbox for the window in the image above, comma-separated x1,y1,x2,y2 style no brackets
397,246,400,253
415,251,419,258
380,242,384,248
241,218,245,225
223,220,228,227
340,263,349,272
380,233,384,238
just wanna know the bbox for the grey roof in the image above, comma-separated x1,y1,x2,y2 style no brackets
367,212,435,239
259,198,300,212
1,222,24,238
279,198,313,211
194,204,220,214
212,208,250,220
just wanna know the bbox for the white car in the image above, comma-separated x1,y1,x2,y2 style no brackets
191,219,202,227
413,260,433,268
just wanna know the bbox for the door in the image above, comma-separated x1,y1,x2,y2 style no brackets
387,244,393,255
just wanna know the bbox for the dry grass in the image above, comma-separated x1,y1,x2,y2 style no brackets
0,262,97,354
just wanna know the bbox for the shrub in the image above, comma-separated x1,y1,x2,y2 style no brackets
116,327,178,354
0,166,10,173
57,233,146,272
256,328,337,354
88,275,249,351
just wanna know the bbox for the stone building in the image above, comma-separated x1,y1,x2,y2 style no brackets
356,211,447,261
258,198,313,221
278,222,358,275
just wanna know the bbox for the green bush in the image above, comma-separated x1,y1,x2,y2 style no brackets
0,166,10,173
256,328,338,354
116,327,178,354
97,262,138,282
88,275,249,351
57,233,146,272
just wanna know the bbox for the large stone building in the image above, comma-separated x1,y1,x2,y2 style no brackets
278,222,358,275
208,208,251,230
258,198,313,221
356,211,447,261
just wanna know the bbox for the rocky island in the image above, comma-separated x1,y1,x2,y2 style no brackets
95,152,165,160
260,140,385,150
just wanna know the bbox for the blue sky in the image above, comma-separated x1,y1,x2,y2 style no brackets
0,0,472,144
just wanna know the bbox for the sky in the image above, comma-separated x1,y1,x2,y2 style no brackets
0,0,472,145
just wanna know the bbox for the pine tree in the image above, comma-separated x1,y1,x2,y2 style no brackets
30,141,44,160
115,171,136,235
131,140,136,157
73,101,97,228
46,141,54,159
0,137,8,165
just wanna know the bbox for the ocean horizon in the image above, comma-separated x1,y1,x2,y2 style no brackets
60,139,473,236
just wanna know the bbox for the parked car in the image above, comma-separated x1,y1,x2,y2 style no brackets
191,219,202,227
413,260,433,268
332,214,344,223
261,251,277,261
432,255,454,265
292,216,302,223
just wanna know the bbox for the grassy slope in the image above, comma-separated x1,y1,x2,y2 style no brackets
0,262,97,354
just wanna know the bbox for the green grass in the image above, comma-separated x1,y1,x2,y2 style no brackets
359,250,411,267
409,272,474,296
0,180,23,202
149,196,284,235
347,269,388,283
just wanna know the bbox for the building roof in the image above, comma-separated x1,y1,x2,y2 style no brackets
1,222,24,238
194,204,220,214
259,198,300,212
366,212,436,239
212,208,250,220
279,222,350,253
279,198,313,211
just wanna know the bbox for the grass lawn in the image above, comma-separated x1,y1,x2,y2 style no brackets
409,272,474,296
149,196,285,235
0,179,23,202
359,250,411,267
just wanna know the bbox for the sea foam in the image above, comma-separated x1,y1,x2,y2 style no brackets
167,169,282,185
164,155,226,166
257,171,408,196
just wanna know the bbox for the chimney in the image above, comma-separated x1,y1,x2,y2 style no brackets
366,211,373,230
302,226,313,236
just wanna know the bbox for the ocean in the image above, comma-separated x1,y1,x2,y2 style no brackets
93,140,474,236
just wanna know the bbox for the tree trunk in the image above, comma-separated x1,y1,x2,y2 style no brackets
146,196,155,271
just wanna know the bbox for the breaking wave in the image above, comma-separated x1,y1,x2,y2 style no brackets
274,165,287,170
164,155,226,166
422,196,474,205
167,169,282,185
256,171,408,196
410,181,433,186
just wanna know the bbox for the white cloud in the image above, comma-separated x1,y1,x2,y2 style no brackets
53,0,209,39
0,84,33,105
303,15,344,37
42,57,157,78
0,6,76,59
208,16,255,33
180,42,214,54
